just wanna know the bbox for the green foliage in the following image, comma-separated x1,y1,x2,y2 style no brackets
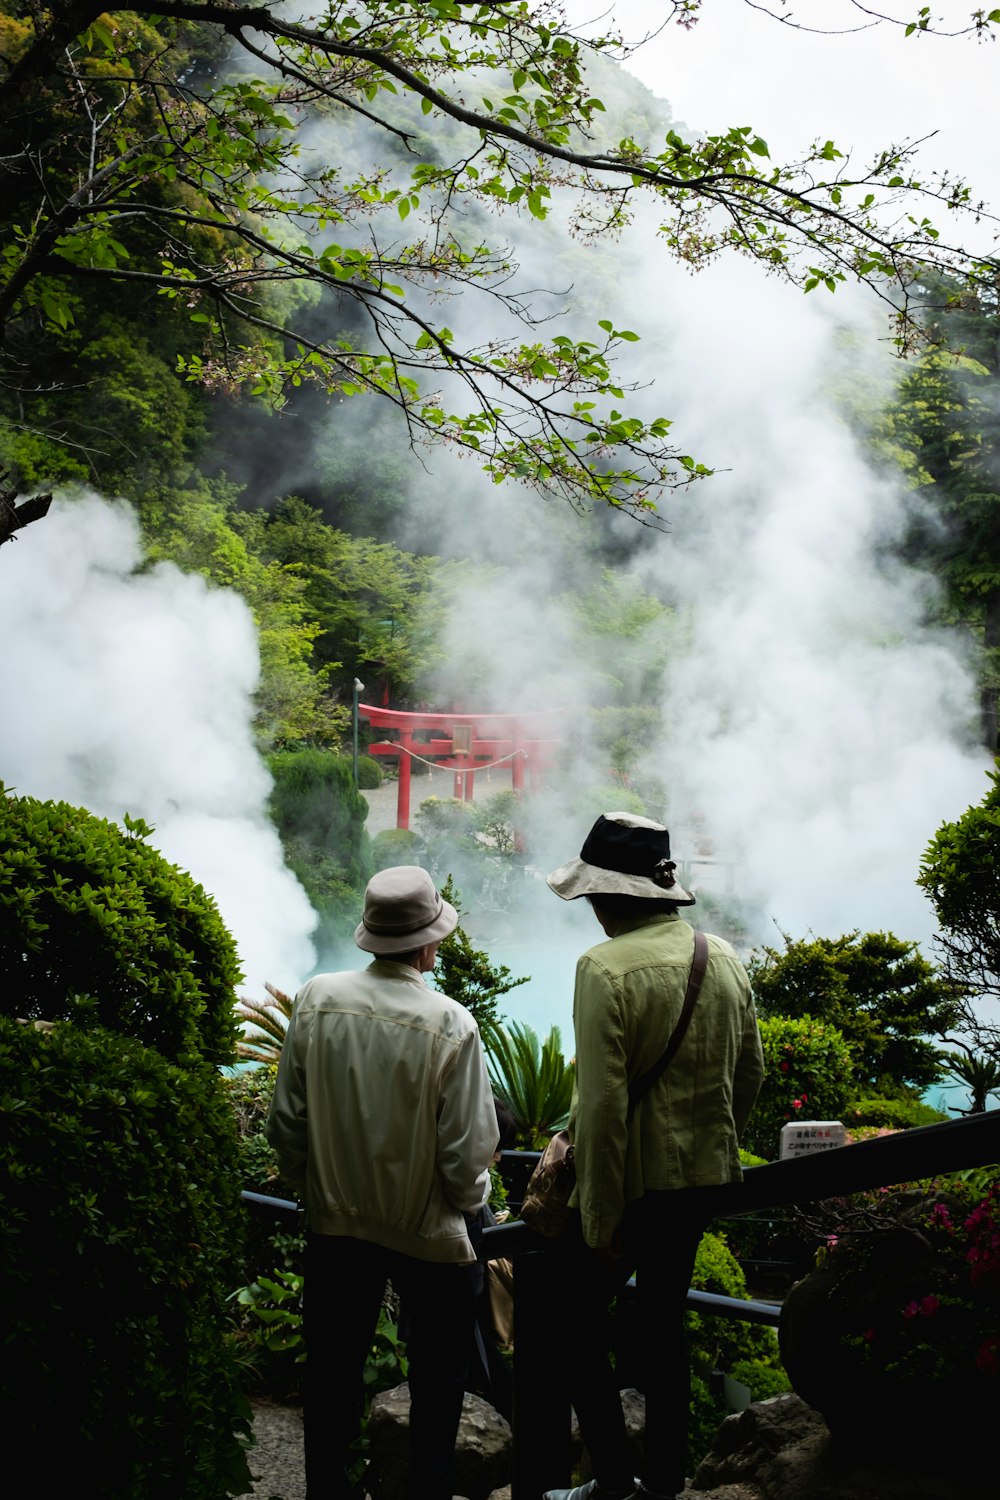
571,784,648,822
780,1182,1000,1462
687,1230,781,1373
0,4,985,517
233,1264,408,1427
372,827,422,869
748,930,955,1096
143,483,345,749
685,1229,789,1467
416,795,478,875
356,753,384,789
226,1063,293,1199
267,748,373,954
486,1021,575,1147
0,785,241,1068
844,1096,948,1131
474,789,520,856
729,1358,793,1403
919,769,1000,1058
0,1018,251,1498
236,984,293,1067
433,876,528,1035
942,1048,1000,1113
741,1015,854,1162
247,497,444,700
236,1268,306,1360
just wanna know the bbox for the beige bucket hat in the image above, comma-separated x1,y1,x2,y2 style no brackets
547,811,695,905
355,865,458,953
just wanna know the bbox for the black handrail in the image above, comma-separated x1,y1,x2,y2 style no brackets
240,1109,1000,1499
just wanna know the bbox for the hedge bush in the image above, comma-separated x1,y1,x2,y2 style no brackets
0,1019,252,1498
356,753,384,789
741,1015,854,1162
267,749,373,949
0,787,241,1068
844,1095,948,1131
371,826,421,870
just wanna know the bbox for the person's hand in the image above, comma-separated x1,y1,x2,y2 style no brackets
591,1228,624,1273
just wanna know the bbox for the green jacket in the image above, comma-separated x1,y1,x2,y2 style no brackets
569,912,763,1248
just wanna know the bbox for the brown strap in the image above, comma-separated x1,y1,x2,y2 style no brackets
628,929,709,1108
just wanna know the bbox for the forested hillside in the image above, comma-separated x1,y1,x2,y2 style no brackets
3,3,998,753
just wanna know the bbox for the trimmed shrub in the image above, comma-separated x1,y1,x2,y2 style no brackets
267,749,373,949
371,826,421,870
741,1015,854,1162
356,753,384,789
845,1095,948,1131
0,788,241,1067
0,1018,251,1498
748,930,955,1097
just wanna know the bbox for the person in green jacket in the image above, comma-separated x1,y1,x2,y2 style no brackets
542,812,764,1500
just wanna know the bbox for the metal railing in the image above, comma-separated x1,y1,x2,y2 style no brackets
242,1108,1000,1499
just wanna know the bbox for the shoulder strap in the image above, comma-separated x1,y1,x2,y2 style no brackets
627,929,709,1109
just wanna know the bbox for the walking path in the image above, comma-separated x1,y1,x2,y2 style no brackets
361,766,515,838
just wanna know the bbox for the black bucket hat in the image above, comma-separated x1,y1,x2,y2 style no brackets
546,811,695,904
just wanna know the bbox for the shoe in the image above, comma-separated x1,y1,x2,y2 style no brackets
542,1483,639,1500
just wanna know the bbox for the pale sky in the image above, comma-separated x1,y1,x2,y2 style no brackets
567,0,999,245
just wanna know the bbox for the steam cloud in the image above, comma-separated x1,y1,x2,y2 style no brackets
0,493,317,993
400,220,992,1008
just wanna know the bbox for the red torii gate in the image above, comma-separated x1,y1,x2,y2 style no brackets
358,704,562,830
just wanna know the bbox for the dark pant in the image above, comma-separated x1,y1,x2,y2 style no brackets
304,1232,478,1500
553,1190,712,1497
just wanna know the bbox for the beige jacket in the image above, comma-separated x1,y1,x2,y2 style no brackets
266,960,498,1263
570,912,764,1248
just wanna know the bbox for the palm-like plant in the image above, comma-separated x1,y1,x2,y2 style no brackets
236,982,293,1065
944,1048,1000,1114
485,1022,575,1148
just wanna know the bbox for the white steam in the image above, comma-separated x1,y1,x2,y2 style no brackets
632,252,991,944
0,493,317,992
401,224,992,987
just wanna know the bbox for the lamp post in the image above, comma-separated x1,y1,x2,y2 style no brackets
352,678,365,786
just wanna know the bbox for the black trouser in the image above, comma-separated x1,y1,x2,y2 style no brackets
553,1189,712,1498
303,1232,478,1500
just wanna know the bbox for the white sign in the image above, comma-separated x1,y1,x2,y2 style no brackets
780,1120,846,1160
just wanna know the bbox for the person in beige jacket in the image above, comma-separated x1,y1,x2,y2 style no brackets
266,866,498,1500
541,813,764,1500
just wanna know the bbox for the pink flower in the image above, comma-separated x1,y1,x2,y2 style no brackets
792,1098,803,1110
976,1338,999,1376
863,1327,875,1342
929,1203,954,1234
902,1294,941,1319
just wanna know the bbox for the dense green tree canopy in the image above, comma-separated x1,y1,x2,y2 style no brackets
919,768,1000,1061
748,929,957,1097
2,1,997,523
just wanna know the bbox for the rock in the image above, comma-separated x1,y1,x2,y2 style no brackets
368,1383,511,1500
689,1393,977,1500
